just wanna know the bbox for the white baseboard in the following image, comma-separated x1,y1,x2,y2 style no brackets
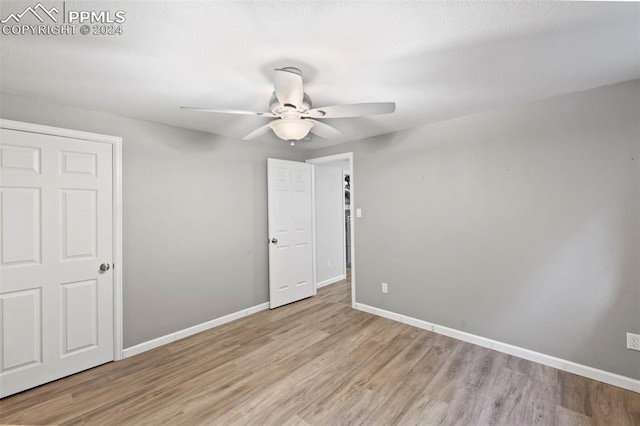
316,274,346,289
122,302,269,359
355,303,640,393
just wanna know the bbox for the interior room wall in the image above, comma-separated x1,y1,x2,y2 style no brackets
0,93,304,348
304,79,640,380
313,160,350,286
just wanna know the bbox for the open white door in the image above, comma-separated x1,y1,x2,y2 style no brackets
0,128,115,398
267,159,313,309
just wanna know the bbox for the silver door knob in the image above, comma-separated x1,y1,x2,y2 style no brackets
99,263,111,272
271,238,278,244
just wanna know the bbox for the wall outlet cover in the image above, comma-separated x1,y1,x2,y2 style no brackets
382,282,388,293
627,333,640,351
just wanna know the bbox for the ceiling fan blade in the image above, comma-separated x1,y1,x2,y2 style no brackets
242,124,273,140
307,102,396,118
307,119,342,139
273,68,304,107
181,106,275,117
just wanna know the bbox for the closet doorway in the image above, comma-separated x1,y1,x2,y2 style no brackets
306,153,355,307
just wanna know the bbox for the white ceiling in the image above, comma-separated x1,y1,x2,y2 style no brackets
1,1,639,150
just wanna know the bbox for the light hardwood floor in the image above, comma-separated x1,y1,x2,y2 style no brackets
1,276,639,425
316,271,352,306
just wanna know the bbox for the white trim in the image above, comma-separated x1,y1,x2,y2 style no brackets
122,302,270,359
112,134,124,360
355,303,640,393
306,153,353,165
0,119,124,361
350,156,356,309
310,163,317,295
306,152,355,308
0,119,121,144
316,274,346,289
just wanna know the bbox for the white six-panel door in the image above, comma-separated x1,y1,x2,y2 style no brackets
0,128,114,398
267,159,313,309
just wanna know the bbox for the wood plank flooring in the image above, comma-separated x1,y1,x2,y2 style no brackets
315,272,352,306
1,276,639,425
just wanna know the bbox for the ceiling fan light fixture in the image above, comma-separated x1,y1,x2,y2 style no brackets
182,67,395,142
269,119,314,141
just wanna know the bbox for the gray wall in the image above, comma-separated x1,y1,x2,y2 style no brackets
305,80,640,380
0,93,304,347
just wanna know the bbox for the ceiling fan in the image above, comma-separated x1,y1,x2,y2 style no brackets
181,67,396,142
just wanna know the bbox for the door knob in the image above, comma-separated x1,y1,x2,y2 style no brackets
99,263,111,272
271,238,278,244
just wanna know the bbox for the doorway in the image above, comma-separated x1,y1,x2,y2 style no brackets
343,171,351,280
306,153,355,308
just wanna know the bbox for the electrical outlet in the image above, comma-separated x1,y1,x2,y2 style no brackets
327,259,332,268
627,333,640,351
381,282,388,294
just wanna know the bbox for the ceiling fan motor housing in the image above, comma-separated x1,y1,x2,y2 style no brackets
269,92,312,115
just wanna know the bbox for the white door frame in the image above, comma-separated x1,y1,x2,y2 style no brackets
0,119,124,361
306,153,355,308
